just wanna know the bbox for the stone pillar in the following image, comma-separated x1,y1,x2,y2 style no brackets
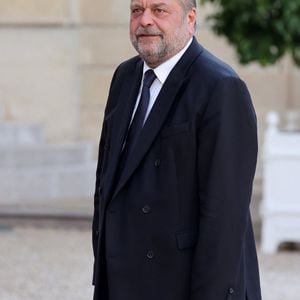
0,0,81,143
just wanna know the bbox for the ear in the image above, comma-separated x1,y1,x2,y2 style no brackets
187,8,197,33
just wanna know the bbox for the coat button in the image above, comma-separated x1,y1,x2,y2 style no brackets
146,250,154,259
228,288,234,294
154,159,161,167
142,205,151,214
95,230,99,236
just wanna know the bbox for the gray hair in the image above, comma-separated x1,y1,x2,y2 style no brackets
181,0,197,11
179,0,197,30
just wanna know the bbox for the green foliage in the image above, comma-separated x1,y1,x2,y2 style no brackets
200,0,300,67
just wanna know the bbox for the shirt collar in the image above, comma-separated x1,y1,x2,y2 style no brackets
143,38,193,85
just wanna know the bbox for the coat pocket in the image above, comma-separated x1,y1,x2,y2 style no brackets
176,231,197,250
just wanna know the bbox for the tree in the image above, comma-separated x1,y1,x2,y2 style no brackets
200,0,300,67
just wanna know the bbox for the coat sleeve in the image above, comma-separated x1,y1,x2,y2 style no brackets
92,66,120,285
189,77,258,299
92,119,107,286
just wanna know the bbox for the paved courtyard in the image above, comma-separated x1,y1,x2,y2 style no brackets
0,222,299,300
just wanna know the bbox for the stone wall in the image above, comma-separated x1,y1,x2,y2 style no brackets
0,0,80,143
1,0,299,145
1,0,299,222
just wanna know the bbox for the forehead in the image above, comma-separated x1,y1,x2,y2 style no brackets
131,0,181,7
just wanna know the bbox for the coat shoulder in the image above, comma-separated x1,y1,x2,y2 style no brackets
186,45,251,105
193,47,240,83
186,43,253,117
114,55,142,79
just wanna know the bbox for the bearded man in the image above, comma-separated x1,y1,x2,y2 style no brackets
92,0,262,299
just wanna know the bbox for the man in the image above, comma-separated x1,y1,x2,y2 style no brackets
92,0,262,299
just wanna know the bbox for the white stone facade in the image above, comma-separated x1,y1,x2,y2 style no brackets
0,121,96,208
0,1,299,216
0,1,299,145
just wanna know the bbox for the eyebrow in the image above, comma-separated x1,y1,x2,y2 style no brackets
151,2,168,6
152,3,168,8
130,2,168,9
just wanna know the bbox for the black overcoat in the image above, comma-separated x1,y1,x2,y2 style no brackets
92,38,261,300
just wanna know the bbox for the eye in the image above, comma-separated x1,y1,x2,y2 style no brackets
154,8,165,14
131,7,143,16
153,8,167,17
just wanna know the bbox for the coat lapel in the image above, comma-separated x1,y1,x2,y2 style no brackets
112,38,203,199
103,60,143,202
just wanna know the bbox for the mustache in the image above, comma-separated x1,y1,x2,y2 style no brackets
135,28,163,37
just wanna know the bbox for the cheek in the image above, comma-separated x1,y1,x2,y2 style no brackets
155,19,176,34
130,19,139,33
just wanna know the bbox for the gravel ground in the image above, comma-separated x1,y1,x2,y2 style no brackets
0,224,93,300
0,224,300,300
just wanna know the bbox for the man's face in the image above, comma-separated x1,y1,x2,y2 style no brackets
130,0,196,68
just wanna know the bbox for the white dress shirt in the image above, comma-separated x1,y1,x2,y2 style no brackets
131,38,193,125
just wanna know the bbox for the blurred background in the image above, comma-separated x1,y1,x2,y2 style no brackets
0,1,299,299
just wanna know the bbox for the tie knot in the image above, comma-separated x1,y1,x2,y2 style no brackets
143,69,156,88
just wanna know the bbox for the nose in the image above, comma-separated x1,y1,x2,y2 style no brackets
139,8,154,27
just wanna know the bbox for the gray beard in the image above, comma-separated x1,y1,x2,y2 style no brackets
132,32,190,67
134,38,168,65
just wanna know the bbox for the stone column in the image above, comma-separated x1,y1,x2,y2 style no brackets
0,0,81,143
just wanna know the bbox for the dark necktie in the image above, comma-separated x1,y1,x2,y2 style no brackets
118,69,156,174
